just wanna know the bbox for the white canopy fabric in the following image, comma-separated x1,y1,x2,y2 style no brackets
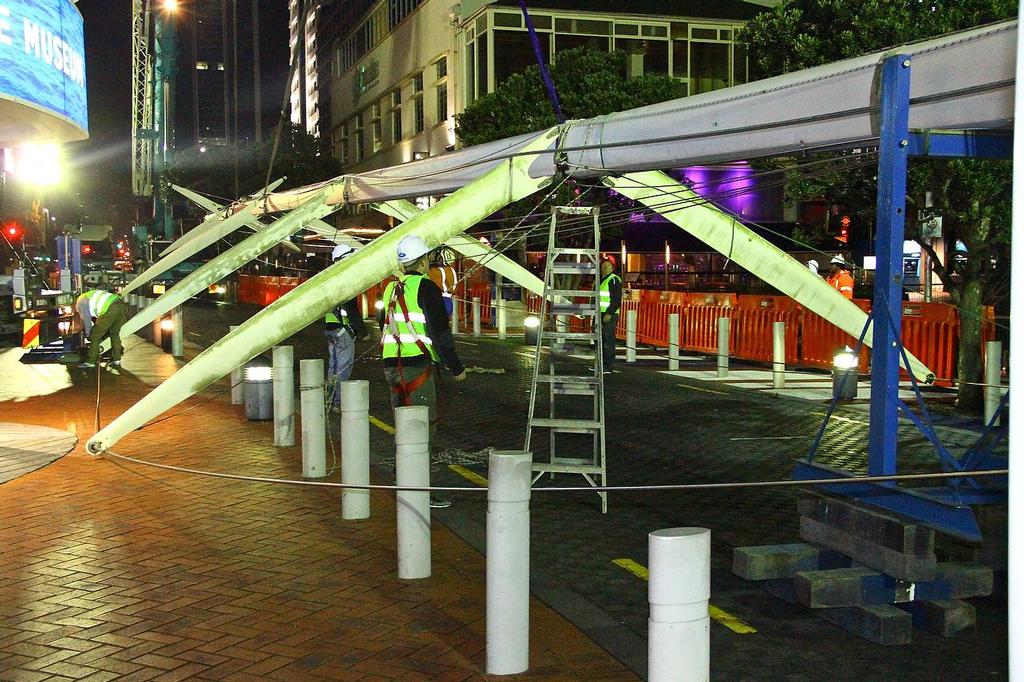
266,20,1014,209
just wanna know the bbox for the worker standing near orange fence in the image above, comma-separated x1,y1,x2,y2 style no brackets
825,255,855,300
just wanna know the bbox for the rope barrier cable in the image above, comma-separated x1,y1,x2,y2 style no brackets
98,448,1008,493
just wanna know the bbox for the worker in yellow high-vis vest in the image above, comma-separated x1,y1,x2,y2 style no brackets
75,289,128,369
598,256,623,374
381,236,465,434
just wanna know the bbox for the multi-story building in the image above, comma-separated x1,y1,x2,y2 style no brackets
177,0,266,149
320,0,762,174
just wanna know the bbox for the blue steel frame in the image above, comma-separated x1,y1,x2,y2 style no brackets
794,54,1011,543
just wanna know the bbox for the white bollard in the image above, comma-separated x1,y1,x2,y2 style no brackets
473,296,482,337
985,340,1003,425
450,298,460,335
300,358,326,478
626,308,637,363
486,450,533,675
272,345,295,447
648,527,711,682
360,292,369,319
395,405,431,579
229,325,245,405
171,306,183,358
497,298,507,340
152,313,163,347
668,313,680,371
555,314,567,333
717,317,730,378
340,379,370,519
772,321,786,389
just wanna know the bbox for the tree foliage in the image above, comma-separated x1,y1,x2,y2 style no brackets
455,48,684,147
738,0,1014,412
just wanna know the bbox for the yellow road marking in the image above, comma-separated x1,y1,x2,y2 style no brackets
612,558,757,635
676,383,726,395
450,464,488,486
369,415,396,434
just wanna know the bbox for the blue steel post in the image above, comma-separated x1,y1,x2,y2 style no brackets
868,55,912,475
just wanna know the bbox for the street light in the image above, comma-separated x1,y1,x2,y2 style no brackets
162,0,179,11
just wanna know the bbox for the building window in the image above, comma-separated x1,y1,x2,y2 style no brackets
390,89,402,143
494,30,550,86
435,56,447,80
414,96,424,134
354,113,364,161
413,73,423,94
436,83,448,123
337,123,348,166
371,103,382,152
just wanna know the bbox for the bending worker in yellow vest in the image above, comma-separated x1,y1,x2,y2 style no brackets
75,289,128,369
381,236,466,438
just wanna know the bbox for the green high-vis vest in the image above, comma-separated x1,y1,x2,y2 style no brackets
599,273,621,313
381,274,439,361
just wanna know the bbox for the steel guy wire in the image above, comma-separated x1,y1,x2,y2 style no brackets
99,448,1008,494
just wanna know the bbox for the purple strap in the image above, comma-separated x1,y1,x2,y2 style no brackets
517,0,565,124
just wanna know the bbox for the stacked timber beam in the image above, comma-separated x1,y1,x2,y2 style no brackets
733,495,992,644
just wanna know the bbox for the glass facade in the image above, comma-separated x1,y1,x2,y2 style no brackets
465,10,747,102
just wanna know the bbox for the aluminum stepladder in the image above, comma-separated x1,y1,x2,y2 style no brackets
525,205,607,512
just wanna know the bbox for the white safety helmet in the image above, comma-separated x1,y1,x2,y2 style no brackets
396,235,430,264
807,259,819,273
830,254,847,266
331,243,356,261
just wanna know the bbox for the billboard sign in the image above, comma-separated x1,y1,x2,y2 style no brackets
0,0,87,140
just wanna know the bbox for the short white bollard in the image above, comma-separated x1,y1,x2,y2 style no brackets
450,298,460,335
340,379,370,519
360,292,369,318
648,527,711,682
668,313,680,371
171,306,184,358
152,310,163,347
229,325,245,405
626,308,637,363
272,345,295,447
717,317,730,378
486,450,533,675
984,340,1003,425
497,298,507,340
772,321,786,389
395,405,431,579
555,314,567,333
300,359,326,478
472,296,482,337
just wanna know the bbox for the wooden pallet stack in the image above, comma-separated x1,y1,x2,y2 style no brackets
733,494,993,644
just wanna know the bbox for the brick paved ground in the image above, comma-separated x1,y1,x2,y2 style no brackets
0,338,635,680
1,301,1008,680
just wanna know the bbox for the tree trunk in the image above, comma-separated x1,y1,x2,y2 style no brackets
957,259,984,414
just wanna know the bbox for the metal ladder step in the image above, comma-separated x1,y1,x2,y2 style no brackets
529,418,602,433
548,289,598,298
540,331,598,342
533,463,604,475
551,303,597,315
536,374,598,384
551,262,597,275
550,248,600,256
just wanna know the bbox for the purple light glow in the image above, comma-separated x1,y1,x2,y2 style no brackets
681,162,757,217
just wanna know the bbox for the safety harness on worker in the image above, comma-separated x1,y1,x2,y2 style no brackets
599,272,622,313
382,274,438,406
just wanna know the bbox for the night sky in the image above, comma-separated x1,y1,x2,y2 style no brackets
68,0,290,234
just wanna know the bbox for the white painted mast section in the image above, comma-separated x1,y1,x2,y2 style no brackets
87,128,559,453
162,178,285,255
1006,4,1022,677
99,192,341,352
604,172,935,382
122,203,263,294
377,200,548,297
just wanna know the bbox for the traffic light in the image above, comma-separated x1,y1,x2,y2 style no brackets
837,215,850,244
81,243,92,255
4,222,22,241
